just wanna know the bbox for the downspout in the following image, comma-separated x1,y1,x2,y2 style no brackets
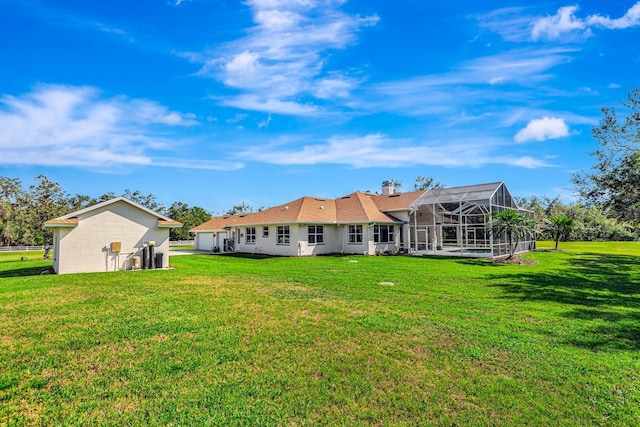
459,200,464,256
413,207,418,252
366,223,371,255
489,204,494,257
432,202,437,255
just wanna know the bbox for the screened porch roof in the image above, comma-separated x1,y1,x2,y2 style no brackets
410,182,506,208
413,182,503,206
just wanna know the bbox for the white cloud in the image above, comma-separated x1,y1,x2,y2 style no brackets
254,8,304,29
95,22,127,36
219,94,319,115
313,73,360,99
510,156,550,168
226,113,248,124
531,6,587,40
514,117,569,142
0,84,241,171
475,7,538,43
258,115,273,128
531,2,640,40
463,48,574,85
152,158,243,170
587,2,640,29
192,0,378,113
237,133,551,169
363,48,575,117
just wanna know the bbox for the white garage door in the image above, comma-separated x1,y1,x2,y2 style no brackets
196,233,214,251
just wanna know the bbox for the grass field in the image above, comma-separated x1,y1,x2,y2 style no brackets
1,242,639,425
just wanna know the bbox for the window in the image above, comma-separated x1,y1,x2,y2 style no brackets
374,225,395,243
245,227,256,244
308,225,324,244
263,226,269,238
348,225,363,244
277,225,290,244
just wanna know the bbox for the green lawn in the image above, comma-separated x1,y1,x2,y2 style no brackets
168,244,195,250
1,243,639,425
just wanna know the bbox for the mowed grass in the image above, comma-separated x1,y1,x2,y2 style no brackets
1,243,639,426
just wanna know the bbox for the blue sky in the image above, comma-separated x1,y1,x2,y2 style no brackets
1,0,639,213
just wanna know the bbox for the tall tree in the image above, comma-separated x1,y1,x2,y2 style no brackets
414,175,444,191
0,177,23,246
544,215,575,250
225,202,255,215
68,194,97,211
122,189,164,213
489,209,536,259
166,202,211,240
572,88,640,228
97,192,117,202
18,175,69,245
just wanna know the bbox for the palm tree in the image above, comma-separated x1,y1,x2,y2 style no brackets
489,209,536,259
544,214,574,250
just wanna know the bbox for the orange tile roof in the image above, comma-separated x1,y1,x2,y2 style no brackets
44,218,79,227
336,192,400,222
190,192,407,232
190,214,243,232
369,190,425,211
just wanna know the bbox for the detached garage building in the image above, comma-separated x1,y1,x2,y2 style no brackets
44,197,182,274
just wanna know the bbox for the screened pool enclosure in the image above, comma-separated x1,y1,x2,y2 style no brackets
406,182,535,257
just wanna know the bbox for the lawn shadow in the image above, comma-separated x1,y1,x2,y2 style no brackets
452,257,507,267
219,253,278,260
488,252,640,351
0,265,52,278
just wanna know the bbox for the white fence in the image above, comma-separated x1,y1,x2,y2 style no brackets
0,245,47,252
169,240,194,246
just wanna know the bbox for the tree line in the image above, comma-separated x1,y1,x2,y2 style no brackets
0,174,212,246
515,196,636,242
527,87,640,243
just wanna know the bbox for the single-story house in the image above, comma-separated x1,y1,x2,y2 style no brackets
44,197,182,274
191,181,535,258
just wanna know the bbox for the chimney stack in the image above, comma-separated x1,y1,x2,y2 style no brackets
382,180,395,195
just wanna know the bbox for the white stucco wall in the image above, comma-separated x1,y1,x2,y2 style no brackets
297,225,341,256
226,222,405,257
53,200,170,274
234,224,301,256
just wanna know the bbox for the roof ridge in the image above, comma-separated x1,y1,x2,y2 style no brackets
53,197,175,222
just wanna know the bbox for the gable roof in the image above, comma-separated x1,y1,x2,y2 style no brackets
336,192,401,222
190,192,402,232
45,197,181,228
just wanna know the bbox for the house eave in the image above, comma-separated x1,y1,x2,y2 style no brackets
44,218,79,228
158,220,183,228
